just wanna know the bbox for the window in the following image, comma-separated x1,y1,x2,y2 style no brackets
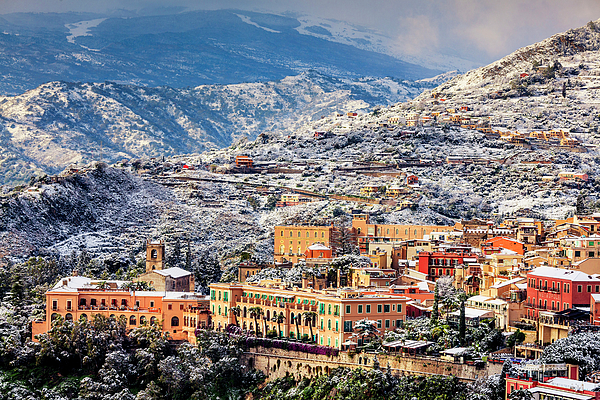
566,284,570,293
596,286,599,293
385,320,390,328
590,252,596,258
344,321,352,332
377,305,382,313
328,304,332,314
171,316,179,327
377,320,382,329
335,321,339,331
52,300,58,310
366,305,371,313
130,316,136,325
358,305,363,313
578,285,583,293
397,304,402,312
66,300,72,311
150,301,155,308
575,250,581,257
346,305,351,314
328,319,331,330
588,285,592,293
384,305,390,313
168,304,172,310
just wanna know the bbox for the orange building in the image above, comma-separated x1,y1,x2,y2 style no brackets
32,273,210,343
235,155,253,168
482,237,525,255
209,281,409,349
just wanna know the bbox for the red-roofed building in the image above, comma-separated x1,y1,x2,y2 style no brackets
483,237,525,255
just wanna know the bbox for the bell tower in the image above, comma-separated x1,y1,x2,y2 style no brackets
146,240,165,273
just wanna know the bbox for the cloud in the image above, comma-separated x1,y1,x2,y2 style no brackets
393,14,440,56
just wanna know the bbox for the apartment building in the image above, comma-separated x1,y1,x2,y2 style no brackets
274,225,337,264
209,281,409,349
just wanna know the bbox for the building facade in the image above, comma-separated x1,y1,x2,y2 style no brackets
209,281,409,349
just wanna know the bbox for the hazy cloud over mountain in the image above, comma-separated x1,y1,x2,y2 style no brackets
3,0,600,65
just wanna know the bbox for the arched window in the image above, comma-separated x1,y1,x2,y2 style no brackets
298,232,301,237
130,316,137,325
150,317,157,325
151,249,157,259
266,310,270,320
243,307,247,318
109,314,115,319
171,316,179,327
79,314,87,321
306,232,310,237
65,313,73,321
51,313,59,322
290,312,295,322
140,316,147,324
328,319,331,330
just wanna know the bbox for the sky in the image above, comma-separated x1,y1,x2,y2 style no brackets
2,0,600,64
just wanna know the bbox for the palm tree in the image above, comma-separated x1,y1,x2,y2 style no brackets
272,313,285,338
294,314,301,339
230,305,241,327
248,306,262,336
302,311,317,342
263,315,269,337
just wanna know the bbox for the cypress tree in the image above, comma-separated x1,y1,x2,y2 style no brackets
432,283,440,324
459,298,466,346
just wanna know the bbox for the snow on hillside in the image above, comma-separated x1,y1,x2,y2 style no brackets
0,71,447,186
293,15,481,72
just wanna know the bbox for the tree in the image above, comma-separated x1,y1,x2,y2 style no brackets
302,311,317,342
231,306,241,327
432,283,440,325
249,307,263,336
459,298,466,346
294,314,301,339
272,313,285,338
167,238,183,269
185,238,192,270
506,329,526,348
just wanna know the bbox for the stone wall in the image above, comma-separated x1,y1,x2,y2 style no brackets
241,347,503,382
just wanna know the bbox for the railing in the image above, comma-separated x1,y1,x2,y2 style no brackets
74,306,162,313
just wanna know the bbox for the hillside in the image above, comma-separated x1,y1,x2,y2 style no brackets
0,71,442,185
0,10,441,95
409,18,600,134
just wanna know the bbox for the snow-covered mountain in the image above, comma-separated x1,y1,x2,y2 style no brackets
0,71,446,185
0,10,441,95
430,18,600,99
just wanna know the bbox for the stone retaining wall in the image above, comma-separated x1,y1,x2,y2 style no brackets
241,347,503,381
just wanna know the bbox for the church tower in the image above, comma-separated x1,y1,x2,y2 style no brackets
146,240,165,273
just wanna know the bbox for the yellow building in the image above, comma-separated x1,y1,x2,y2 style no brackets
274,225,336,264
209,281,410,349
